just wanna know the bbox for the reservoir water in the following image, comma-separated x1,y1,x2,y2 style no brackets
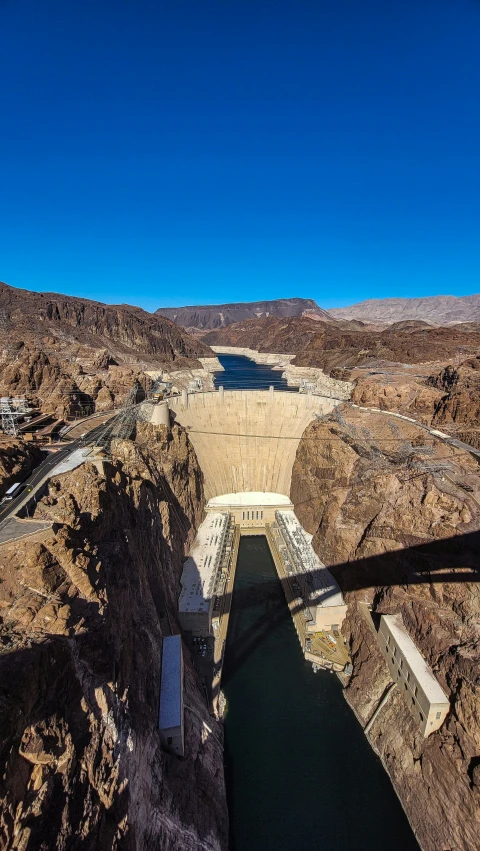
213,352,297,391
217,354,420,851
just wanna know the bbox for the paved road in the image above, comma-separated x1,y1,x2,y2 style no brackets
0,420,110,525
0,517,53,545
62,410,115,440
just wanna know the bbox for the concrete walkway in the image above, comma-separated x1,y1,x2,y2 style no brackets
0,517,52,546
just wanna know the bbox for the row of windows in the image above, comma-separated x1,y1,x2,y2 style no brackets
384,634,420,704
242,510,264,520
383,632,443,727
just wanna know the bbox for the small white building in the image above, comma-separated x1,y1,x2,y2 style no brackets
159,635,185,757
178,512,232,636
378,614,450,737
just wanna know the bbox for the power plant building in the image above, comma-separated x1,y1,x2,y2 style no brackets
378,614,450,737
178,512,233,636
274,510,347,632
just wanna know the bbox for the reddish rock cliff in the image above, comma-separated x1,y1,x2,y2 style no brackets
291,407,480,851
0,423,228,850
0,280,214,416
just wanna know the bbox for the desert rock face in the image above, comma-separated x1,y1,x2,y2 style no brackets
0,437,44,498
204,316,480,369
328,293,480,325
0,281,211,363
350,356,480,446
0,422,228,850
291,407,480,851
0,281,214,417
350,374,444,424
156,297,330,329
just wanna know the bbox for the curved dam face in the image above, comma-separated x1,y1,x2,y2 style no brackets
165,389,340,500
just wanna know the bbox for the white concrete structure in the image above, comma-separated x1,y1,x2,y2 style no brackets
159,635,185,757
273,510,347,632
206,491,293,530
378,614,450,737
166,390,341,500
150,401,170,428
178,512,233,636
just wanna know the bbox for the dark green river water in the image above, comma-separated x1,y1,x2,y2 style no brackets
222,508,419,851
216,355,419,850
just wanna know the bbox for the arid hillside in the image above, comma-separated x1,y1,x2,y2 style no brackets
204,315,480,369
0,281,213,416
291,406,480,851
329,293,480,325
0,281,211,363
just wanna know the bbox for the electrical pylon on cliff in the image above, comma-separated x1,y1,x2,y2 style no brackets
94,384,144,453
0,398,21,436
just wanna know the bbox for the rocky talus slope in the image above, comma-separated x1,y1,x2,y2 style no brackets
0,422,228,850
291,407,480,851
351,356,480,446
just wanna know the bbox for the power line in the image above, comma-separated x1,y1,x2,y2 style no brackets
180,427,459,447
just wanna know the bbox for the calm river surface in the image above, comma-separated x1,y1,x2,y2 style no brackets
213,352,297,391
218,354,419,851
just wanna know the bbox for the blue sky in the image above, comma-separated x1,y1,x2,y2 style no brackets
0,0,479,311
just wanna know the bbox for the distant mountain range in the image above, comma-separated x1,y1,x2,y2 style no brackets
156,294,480,329
329,294,480,325
155,298,332,329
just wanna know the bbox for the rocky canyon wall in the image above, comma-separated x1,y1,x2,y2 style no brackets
0,422,228,850
291,406,480,851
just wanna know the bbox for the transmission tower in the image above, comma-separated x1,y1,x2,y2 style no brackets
1,398,20,436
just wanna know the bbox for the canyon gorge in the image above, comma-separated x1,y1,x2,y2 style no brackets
1,286,479,850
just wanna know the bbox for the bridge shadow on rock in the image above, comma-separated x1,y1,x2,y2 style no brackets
214,529,480,704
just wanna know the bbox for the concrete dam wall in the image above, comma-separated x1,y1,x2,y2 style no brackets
166,389,340,500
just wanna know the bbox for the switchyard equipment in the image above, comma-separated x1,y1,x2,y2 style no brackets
0,397,31,437
94,384,144,453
